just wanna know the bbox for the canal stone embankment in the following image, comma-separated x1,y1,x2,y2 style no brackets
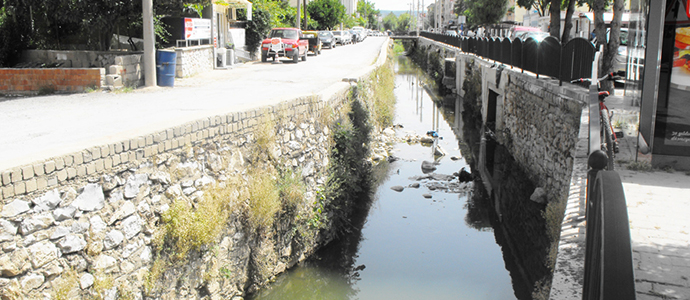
0,42,392,299
407,36,590,299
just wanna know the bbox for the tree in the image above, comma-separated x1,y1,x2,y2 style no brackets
382,12,397,31
396,13,415,33
549,0,560,38
454,0,467,16
240,0,295,58
357,0,380,29
594,0,623,92
466,0,508,26
516,0,550,17
307,0,346,30
560,0,577,43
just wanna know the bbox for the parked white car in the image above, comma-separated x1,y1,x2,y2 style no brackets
333,30,352,45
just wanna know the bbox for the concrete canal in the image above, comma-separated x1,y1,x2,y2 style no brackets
248,54,552,299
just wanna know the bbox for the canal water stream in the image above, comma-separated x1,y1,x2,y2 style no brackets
248,55,547,300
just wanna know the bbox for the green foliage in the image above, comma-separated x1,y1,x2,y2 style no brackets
247,167,281,231
278,167,306,208
307,0,346,30
368,58,396,128
356,0,381,29
396,13,415,33
240,0,296,57
158,183,234,260
466,0,509,26
382,12,397,31
516,0,550,17
454,0,467,15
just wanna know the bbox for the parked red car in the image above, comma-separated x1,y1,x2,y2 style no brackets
261,28,309,63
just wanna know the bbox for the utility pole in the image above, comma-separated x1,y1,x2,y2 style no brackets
142,0,156,87
303,0,308,29
297,0,301,29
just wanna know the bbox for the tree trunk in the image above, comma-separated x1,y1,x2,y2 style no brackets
599,0,624,91
549,0,561,38
561,0,576,43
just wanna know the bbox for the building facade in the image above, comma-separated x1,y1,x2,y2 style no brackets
342,0,357,16
625,0,690,170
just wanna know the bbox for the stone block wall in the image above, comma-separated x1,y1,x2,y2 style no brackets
174,46,214,78
0,68,105,95
502,73,586,203
0,88,352,298
19,50,142,69
112,54,144,87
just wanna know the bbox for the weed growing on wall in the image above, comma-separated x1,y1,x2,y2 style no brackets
368,58,396,129
247,166,281,231
319,94,374,238
278,166,306,209
52,269,79,300
156,183,235,261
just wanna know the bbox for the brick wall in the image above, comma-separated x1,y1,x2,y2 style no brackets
0,68,105,95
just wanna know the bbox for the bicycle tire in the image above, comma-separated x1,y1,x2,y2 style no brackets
601,110,615,170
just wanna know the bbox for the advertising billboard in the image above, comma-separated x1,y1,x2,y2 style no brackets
184,18,212,40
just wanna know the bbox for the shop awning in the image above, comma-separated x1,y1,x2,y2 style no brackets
214,0,252,20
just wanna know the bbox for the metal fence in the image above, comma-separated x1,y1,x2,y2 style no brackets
419,31,596,84
583,166,637,300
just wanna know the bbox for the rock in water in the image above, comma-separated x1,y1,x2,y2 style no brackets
457,168,472,182
420,136,435,144
434,145,446,157
421,161,437,173
530,187,547,204
390,185,405,192
422,194,432,199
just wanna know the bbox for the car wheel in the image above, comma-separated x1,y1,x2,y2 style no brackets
293,52,299,63
261,52,267,62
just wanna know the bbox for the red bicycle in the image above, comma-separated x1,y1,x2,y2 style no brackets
571,72,624,170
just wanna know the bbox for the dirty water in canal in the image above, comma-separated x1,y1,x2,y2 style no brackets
248,55,549,300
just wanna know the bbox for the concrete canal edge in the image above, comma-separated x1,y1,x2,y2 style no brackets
0,38,393,299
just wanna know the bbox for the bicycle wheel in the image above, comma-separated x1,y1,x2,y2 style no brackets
601,110,615,170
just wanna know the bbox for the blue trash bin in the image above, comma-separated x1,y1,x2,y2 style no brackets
156,50,177,87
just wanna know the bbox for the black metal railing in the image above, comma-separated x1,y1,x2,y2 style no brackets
419,31,596,84
583,156,636,300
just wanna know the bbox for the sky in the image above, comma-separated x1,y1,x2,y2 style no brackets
370,0,413,11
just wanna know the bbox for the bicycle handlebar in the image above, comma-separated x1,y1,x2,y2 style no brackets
570,70,626,84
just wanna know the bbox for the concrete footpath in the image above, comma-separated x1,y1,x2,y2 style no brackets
0,37,389,174
551,90,690,299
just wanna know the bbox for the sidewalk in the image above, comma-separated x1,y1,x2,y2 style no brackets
550,90,690,299
0,37,389,173
609,89,690,299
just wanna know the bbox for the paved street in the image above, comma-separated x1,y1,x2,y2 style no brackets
0,37,388,172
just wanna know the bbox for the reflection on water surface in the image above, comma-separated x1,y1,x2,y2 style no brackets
250,55,548,300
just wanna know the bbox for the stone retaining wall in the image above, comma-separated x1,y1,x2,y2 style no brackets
0,88,353,298
174,46,214,78
416,37,587,203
